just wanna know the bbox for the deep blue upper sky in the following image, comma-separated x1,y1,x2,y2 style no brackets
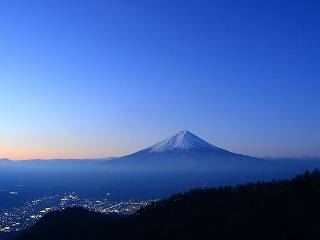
0,0,319,159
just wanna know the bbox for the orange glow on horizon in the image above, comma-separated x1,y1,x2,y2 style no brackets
0,148,134,160
0,138,139,160
1,150,125,160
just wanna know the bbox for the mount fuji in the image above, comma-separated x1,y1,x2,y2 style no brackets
107,131,264,170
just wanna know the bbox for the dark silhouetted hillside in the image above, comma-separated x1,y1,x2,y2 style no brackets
15,207,122,240
16,170,320,240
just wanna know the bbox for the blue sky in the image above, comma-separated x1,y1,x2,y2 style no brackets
0,0,319,159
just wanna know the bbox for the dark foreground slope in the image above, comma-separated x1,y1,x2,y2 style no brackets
15,208,122,240
17,170,320,240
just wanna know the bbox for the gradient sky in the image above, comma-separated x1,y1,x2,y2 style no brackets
0,0,319,160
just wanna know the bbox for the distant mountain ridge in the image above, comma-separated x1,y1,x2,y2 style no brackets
5,131,319,175
0,157,117,163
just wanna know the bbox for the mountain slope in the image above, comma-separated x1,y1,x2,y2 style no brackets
15,207,122,240
16,170,320,240
107,131,264,169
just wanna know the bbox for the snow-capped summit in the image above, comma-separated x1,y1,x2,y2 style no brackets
145,130,221,153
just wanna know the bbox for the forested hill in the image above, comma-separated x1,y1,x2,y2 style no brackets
17,170,320,240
